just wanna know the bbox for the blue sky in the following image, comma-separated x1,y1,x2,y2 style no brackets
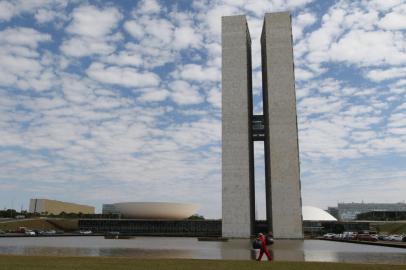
0,0,405,218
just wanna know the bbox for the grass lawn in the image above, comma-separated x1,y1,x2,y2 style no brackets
0,255,405,270
0,219,56,232
0,219,78,232
373,223,406,235
45,219,78,231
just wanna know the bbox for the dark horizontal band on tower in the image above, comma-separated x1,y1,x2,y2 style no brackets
252,115,265,141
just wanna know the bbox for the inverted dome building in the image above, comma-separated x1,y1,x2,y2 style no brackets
102,202,199,220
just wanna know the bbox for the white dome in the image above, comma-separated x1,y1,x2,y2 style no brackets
302,206,337,221
112,202,199,219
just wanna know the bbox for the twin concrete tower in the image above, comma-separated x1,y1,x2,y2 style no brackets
222,12,303,239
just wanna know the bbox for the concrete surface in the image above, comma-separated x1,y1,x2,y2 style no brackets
221,15,255,238
261,12,303,239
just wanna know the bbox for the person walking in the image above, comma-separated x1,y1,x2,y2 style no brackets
256,233,273,261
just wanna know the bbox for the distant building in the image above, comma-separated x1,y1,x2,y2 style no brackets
302,206,337,235
102,204,120,215
356,210,406,221
327,207,339,219
302,206,337,222
333,202,406,221
102,202,198,219
29,198,95,215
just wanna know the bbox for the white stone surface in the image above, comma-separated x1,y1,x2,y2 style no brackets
222,15,255,238
262,12,303,239
111,202,199,219
302,206,337,221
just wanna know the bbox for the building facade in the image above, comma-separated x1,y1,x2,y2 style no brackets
332,202,406,221
327,207,339,219
79,219,222,237
222,12,303,239
29,198,95,215
102,204,120,215
357,210,406,221
101,202,198,219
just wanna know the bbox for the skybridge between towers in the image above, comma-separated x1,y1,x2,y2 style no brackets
222,12,303,239
252,115,265,141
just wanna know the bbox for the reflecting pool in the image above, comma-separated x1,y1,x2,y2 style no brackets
0,237,405,264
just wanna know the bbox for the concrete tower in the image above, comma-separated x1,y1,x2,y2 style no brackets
221,15,255,238
222,12,303,239
261,12,303,239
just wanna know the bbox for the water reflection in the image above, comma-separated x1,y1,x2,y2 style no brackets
220,239,253,260
305,251,406,265
269,240,305,261
0,237,405,264
303,240,406,264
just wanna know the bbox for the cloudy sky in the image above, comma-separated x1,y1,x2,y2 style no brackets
0,0,405,218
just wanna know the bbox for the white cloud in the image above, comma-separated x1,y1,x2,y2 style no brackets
392,79,406,87
66,5,122,38
174,64,220,82
0,27,54,91
293,12,317,41
124,20,144,39
86,62,160,88
378,7,406,30
299,96,342,116
298,12,317,26
135,0,161,15
0,0,67,22
121,11,201,68
367,0,404,11
295,68,315,81
169,80,204,105
294,1,406,82
301,161,406,210
122,10,205,68
197,4,238,39
126,17,174,45
61,74,95,104
366,67,406,82
173,26,202,49
329,29,406,67
0,27,51,48
167,117,221,149
34,8,69,26
138,89,170,102
123,17,176,68
0,1,15,21
104,51,143,67
61,5,122,58
123,42,175,69
207,88,221,108
35,8,57,24
60,38,116,58
295,76,405,162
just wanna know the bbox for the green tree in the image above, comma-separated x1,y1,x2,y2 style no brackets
188,214,205,220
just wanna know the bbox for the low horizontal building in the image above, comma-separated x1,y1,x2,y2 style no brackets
335,202,406,221
357,210,406,221
80,206,372,237
29,198,95,215
79,219,221,237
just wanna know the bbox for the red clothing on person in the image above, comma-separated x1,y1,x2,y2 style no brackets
257,234,272,261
